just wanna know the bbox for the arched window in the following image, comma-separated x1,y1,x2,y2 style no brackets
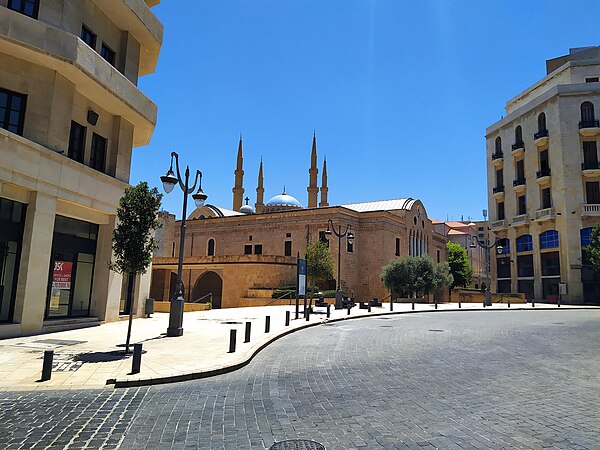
207,238,215,256
540,230,559,249
497,237,510,254
515,125,523,144
516,234,533,252
580,101,596,127
494,136,502,155
537,113,546,132
580,227,593,246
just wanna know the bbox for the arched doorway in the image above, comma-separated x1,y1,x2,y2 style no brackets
192,271,223,308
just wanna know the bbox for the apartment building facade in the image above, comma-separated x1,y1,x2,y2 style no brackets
486,46,600,304
0,0,163,337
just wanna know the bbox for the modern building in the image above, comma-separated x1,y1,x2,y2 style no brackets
0,0,163,337
151,136,449,307
486,46,600,304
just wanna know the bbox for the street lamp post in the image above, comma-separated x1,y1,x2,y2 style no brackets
160,152,207,337
470,236,502,307
325,219,354,309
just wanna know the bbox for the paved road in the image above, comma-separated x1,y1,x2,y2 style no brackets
1,310,600,450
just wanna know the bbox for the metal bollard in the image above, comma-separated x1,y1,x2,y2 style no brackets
412,302,415,310
306,308,310,321
228,329,237,353
244,322,251,343
532,300,535,308
483,300,486,308
558,297,561,308
285,311,290,326
326,304,331,318
458,301,461,309
390,300,394,311
508,298,511,308
347,306,351,315
368,302,372,313
41,350,53,381
435,301,438,310
265,316,271,333
131,343,142,375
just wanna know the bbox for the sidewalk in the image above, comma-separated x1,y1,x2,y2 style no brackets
0,302,596,391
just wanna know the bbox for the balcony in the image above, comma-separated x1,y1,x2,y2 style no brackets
512,214,529,227
513,178,526,192
535,207,556,222
536,168,551,184
491,151,504,166
511,141,525,157
493,185,505,198
579,120,600,137
582,204,600,216
582,161,600,178
491,219,507,230
534,129,549,147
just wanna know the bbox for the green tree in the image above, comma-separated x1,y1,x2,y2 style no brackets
381,255,453,298
110,182,162,353
305,240,335,304
582,224,600,276
447,241,473,288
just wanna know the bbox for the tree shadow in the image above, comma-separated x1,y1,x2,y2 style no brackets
73,350,132,363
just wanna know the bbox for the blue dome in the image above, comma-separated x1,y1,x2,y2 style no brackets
266,193,302,207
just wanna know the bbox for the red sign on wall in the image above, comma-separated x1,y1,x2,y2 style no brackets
52,261,73,289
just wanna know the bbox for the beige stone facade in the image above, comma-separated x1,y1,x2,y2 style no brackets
486,46,600,304
0,1,163,337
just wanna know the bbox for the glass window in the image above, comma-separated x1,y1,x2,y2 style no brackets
581,227,593,246
90,133,107,172
100,43,116,66
207,239,215,256
0,87,27,135
497,201,505,220
581,101,596,123
541,188,551,209
586,182,600,204
538,112,546,132
496,257,511,279
540,230,559,249
81,25,97,49
284,241,292,256
497,237,510,254
395,238,400,256
541,251,560,276
583,141,598,169
517,195,526,215
68,121,86,163
8,0,39,19
495,136,502,154
497,279,511,293
244,244,252,255
254,244,262,255
517,254,534,277
516,235,533,252
347,240,353,253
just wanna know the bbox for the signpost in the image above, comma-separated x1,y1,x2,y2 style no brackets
296,254,307,319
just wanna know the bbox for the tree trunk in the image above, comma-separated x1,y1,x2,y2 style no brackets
124,271,136,354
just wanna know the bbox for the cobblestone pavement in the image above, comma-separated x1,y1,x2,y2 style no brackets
1,310,599,450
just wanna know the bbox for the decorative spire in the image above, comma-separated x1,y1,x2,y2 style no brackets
255,157,265,213
319,156,329,207
244,197,250,205
232,135,244,211
307,131,319,208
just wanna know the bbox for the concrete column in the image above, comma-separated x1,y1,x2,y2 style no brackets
47,73,75,153
91,216,120,321
12,192,56,334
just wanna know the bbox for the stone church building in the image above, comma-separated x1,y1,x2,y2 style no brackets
151,134,448,308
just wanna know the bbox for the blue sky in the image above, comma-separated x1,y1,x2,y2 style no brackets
132,0,600,221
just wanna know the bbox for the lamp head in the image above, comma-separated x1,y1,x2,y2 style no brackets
347,232,354,245
160,169,177,194
497,245,503,254
192,188,208,207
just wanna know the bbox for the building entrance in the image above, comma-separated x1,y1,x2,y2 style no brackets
45,216,98,319
0,198,26,323
193,271,223,308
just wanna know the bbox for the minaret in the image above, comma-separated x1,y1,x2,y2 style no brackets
255,158,265,214
307,131,319,208
319,157,329,207
232,135,244,211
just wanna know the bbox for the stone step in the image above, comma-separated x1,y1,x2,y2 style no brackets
41,317,101,334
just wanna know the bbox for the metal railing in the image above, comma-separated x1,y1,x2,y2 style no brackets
534,129,549,140
536,168,551,178
511,141,525,151
493,185,505,194
582,161,600,170
579,120,600,129
491,151,504,160
191,292,212,303
513,178,526,187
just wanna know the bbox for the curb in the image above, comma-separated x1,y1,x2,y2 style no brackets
109,305,599,388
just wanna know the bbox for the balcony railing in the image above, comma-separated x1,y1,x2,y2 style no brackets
536,207,555,220
491,151,504,160
583,204,600,215
493,185,505,194
534,129,549,140
536,168,551,178
582,161,600,170
579,120,600,129
513,178,526,187
511,141,525,151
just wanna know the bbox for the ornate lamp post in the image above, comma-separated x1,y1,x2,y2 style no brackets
470,236,502,307
325,219,354,309
160,152,207,337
